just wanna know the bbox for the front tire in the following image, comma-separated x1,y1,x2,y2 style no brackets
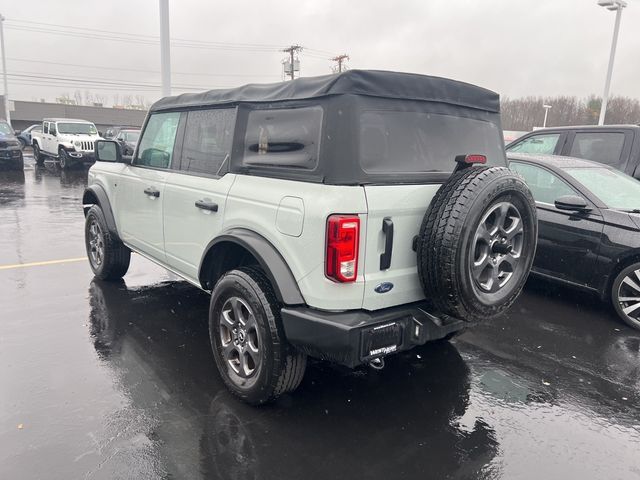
209,267,306,405
59,149,73,170
611,263,640,331
84,205,131,280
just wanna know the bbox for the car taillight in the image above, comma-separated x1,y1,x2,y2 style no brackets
326,215,360,283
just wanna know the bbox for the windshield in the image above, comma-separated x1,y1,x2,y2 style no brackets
124,131,140,142
566,167,640,210
359,111,505,174
57,122,97,135
0,122,13,135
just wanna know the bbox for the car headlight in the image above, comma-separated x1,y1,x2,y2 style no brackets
74,140,81,147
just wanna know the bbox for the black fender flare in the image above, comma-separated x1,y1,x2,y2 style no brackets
199,229,305,306
82,185,120,240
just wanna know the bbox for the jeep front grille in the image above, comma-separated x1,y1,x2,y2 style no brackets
80,141,94,151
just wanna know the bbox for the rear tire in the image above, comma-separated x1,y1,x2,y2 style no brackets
611,262,640,331
209,267,306,405
84,205,131,280
417,166,537,322
33,143,44,165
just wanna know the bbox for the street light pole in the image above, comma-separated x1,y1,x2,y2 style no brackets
0,14,10,125
543,104,552,128
597,0,627,126
159,0,171,97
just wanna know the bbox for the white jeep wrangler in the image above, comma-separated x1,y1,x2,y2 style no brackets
32,118,101,169
83,70,537,404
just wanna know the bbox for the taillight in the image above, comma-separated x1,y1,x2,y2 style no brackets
326,215,360,283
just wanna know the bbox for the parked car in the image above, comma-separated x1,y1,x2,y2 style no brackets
0,120,24,170
16,124,41,149
506,125,640,178
508,152,640,331
114,128,140,157
31,118,102,169
104,125,138,139
83,70,538,404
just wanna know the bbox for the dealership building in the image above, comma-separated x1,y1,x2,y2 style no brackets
1,96,147,133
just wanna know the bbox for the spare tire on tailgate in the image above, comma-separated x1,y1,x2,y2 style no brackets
417,165,537,321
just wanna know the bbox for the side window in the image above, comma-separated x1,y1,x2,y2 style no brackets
508,133,561,155
569,132,625,168
243,106,323,169
181,108,236,176
49,123,57,136
43,122,49,135
510,162,577,204
135,112,181,169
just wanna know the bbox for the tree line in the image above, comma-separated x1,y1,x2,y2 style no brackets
501,95,640,131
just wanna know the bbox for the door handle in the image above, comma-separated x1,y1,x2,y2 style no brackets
143,187,160,198
380,217,394,270
195,199,219,212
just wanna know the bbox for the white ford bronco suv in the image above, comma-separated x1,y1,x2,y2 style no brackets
83,70,537,404
32,118,101,169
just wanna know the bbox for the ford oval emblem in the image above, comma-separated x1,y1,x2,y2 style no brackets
374,282,394,294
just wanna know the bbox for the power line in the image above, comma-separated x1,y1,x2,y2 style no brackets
6,58,281,79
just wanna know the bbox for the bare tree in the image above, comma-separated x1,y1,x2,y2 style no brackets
502,95,640,131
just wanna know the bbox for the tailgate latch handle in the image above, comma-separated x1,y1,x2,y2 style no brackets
380,217,394,270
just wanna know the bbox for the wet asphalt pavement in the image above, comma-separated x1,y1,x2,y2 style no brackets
1,157,639,480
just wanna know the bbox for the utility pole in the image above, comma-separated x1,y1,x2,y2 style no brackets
159,0,171,97
331,54,349,73
0,14,10,125
282,45,302,80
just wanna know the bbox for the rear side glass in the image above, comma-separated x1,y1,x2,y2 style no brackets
359,111,504,173
569,132,625,168
508,133,560,155
243,106,323,169
182,108,236,176
136,112,181,169
510,161,576,204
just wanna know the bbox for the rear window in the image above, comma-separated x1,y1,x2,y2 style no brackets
243,106,323,169
569,132,625,168
359,111,504,174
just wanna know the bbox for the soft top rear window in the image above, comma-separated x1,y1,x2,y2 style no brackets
359,111,504,174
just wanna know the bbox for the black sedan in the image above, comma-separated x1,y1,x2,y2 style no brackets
508,153,640,330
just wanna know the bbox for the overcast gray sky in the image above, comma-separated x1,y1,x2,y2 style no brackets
2,0,639,106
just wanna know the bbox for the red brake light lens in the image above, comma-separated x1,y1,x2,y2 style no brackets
463,153,487,164
326,215,360,283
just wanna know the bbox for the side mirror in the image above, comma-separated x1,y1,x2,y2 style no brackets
95,140,124,163
555,195,590,212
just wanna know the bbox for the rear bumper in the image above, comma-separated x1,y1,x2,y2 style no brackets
281,302,465,368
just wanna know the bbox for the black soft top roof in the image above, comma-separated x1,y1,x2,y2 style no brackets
150,69,500,113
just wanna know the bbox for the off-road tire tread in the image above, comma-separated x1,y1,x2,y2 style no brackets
85,205,131,280
33,142,44,164
417,166,536,321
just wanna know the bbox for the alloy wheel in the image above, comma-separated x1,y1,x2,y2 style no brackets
88,220,104,267
219,297,261,379
471,201,524,293
616,269,640,323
